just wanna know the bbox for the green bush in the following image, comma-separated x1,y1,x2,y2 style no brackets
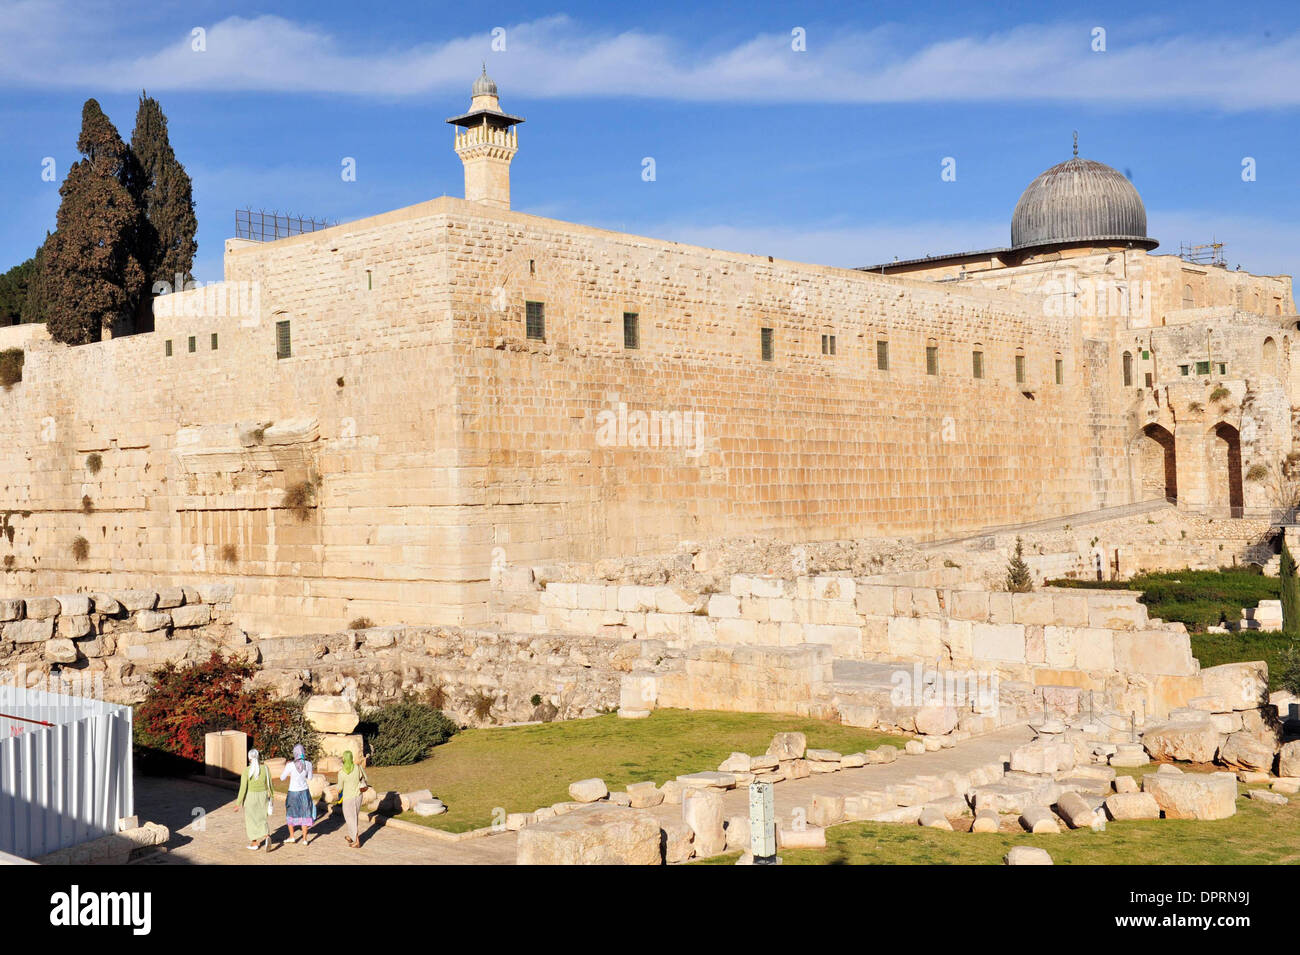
1280,644,1300,696
358,697,458,766
1049,566,1279,632
0,348,23,389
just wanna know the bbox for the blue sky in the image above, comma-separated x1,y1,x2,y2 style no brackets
1,0,1298,282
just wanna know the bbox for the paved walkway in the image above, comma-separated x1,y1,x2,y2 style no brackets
132,724,1033,865
132,776,518,865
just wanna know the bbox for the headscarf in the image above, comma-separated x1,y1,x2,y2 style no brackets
248,749,260,780
292,743,307,777
341,750,355,774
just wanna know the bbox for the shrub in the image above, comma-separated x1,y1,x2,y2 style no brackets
134,651,319,768
347,616,374,630
1187,400,1204,414
71,535,88,562
1005,537,1032,593
1246,464,1269,482
1280,644,1300,697
358,697,458,766
85,452,102,474
1210,385,1231,403
283,479,317,523
2,555,12,570
424,683,447,710
530,694,542,707
0,348,23,389
220,543,238,564
81,494,94,514
468,690,495,722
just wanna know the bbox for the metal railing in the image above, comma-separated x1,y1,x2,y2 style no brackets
234,209,333,243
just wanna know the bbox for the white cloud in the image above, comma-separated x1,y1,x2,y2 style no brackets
2,10,1300,109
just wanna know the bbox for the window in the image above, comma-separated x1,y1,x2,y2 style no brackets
525,301,545,341
529,259,536,275
1122,351,1133,387
623,312,639,350
164,339,172,357
1015,354,1026,385
1182,284,1194,308
925,345,938,376
276,320,292,359
821,334,836,355
761,327,774,362
211,333,219,351
876,340,889,371
187,335,196,354
1056,358,1064,385
1179,364,1190,376
1218,362,1227,375
1145,372,1153,388
971,349,984,379
1196,360,1211,375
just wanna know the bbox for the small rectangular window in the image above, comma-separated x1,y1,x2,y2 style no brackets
1015,354,1026,384
187,335,196,354
972,350,984,379
1145,372,1153,388
1196,360,1211,375
926,345,938,376
211,333,219,350
525,301,545,341
821,334,836,356
761,327,774,362
876,340,889,371
623,312,639,350
1055,358,1064,385
821,334,828,355
828,335,836,355
164,339,172,357
276,320,292,359
1179,364,1190,376
1217,362,1227,375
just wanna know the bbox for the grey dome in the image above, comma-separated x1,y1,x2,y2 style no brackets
1010,157,1157,252
472,67,497,97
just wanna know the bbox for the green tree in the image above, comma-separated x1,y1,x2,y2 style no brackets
0,257,34,325
1005,536,1033,593
1281,538,1299,637
129,92,197,292
40,99,146,344
19,236,51,326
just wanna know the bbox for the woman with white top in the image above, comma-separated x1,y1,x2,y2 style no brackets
280,743,317,845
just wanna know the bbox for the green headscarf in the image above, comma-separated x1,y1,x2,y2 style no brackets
342,750,355,774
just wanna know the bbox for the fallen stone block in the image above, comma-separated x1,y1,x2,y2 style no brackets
1054,791,1097,829
1113,775,1139,794
1245,789,1288,805
725,814,750,851
675,771,736,790
1143,771,1237,820
682,789,726,856
517,808,663,865
918,806,953,830
767,732,807,760
1019,806,1061,834
1004,845,1053,865
1142,720,1219,763
1104,792,1161,821
1218,731,1276,773
569,778,609,803
776,825,826,849
626,781,664,809
808,793,845,827
303,695,359,734
971,810,1000,833
661,820,694,863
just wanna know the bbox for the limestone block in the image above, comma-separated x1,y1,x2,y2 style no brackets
1050,592,1090,627
1217,731,1276,772
915,805,951,829
1113,775,1139,794
725,814,750,851
1087,595,1147,630
971,622,1026,663
840,753,867,769
318,733,364,760
5,619,53,643
518,807,663,865
905,740,926,755
887,616,944,659
115,590,157,612
197,582,236,605
676,771,736,790
776,825,826,849
25,597,61,620
569,778,609,803
0,598,22,621
1004,846,1053,865
54,594,91,616
1011,592,1056,626
1019,806,1060,833
616,586,657,614
1073,628,1116,671
1199,662,1269,712
303,695,359,734
44,638,79,663
855,585,896,617
1113,630,1196,676
808,793,845,827
661,820,694,863
950,589,989,621
914,706,958,737
874,744,899,763
1279,741,1300,778
971,810,1000,832
56,615,92,639
682,789,726,856
718,752,751,773
626,781,663,809
1245,789,1288,805
155,587,185,610
1141,719,1219,763
204,730,247,781
171,603,211,628
135,611,172,632
1142,772,1237,820
767,732,807,760
1104,792,1161,820
1053,791,1096,829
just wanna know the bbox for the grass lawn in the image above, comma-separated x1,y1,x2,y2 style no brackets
1190,631,1294,690
363,709,909,833
699,769,1300,865
1048,567,1279,633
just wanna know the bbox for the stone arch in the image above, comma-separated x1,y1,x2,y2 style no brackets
1263,336,1279,378
1208,422,1244,516
1122,350,1134,387
1133,423,1177,503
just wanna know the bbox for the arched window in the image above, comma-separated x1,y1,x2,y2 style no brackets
1182,284,1194,308
1122,350,1133,387
971,345,984,379
1264,337,1278,376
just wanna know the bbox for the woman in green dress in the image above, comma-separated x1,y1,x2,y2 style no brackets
234,748,274,851
335,750,369,848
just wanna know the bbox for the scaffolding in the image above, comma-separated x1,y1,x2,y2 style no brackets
1179,240,1226,268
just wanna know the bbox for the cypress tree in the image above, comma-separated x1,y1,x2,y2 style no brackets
19,236,51,326
1005,536,1033,593
41,100,145,344
0,256,34,326
1281,538,1299,637
130,92,197,292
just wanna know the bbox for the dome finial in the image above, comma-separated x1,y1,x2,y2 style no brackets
1073,130,1078,158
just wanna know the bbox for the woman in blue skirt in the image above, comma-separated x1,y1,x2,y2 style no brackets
279,744,316,845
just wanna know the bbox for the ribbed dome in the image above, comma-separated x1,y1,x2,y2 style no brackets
471,67,498,98
1010,157,1156,252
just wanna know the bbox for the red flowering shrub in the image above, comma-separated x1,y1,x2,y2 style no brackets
134,651,314,764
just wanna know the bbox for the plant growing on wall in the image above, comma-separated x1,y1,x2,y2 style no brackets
85,453,102,474
71,535,89,562
1005,537,1032,593
0,349,24,389
1282,539,1300,638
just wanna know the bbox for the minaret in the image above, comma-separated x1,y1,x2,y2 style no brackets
446,66,525,209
